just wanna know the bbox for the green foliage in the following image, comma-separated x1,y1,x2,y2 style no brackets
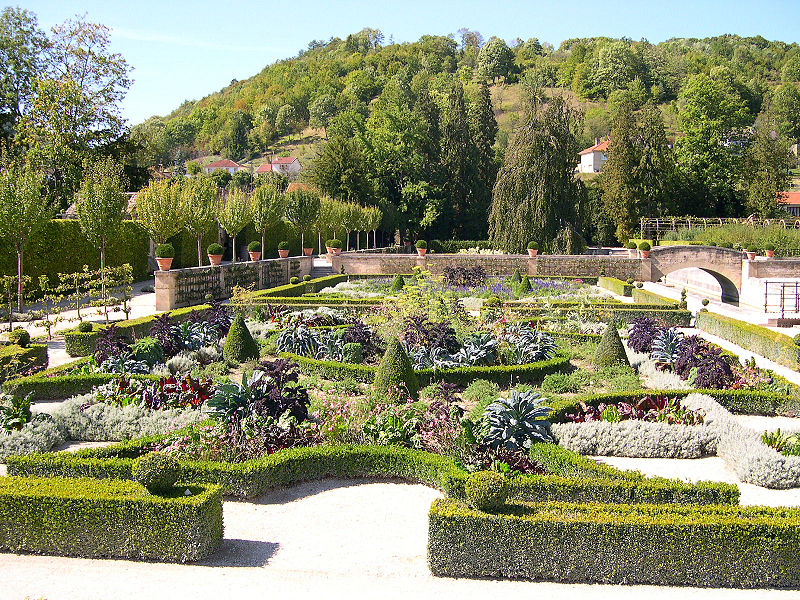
289,276,300,284
637,241,650,251
415,240,427,249
0,475,222,562
135,179,186,244
511,269,522,284
77,321,93,333
594,325,629,367
222,314,259,363
342,342,363,364
217,188,251,260
155,243,174,258
462,379,499,405
207,243,223,255
132,452,181,494
428,498,800,588
7,328,30,347
477,37,514,82
75,157,128,253
373,338,419,399
278,241,290,250
130,337,164,368
326,239,342,249
464,471,508,512
285,188,321,249
597,276,633,296
247,241,261,252
526,241,538,250
390,274,405,292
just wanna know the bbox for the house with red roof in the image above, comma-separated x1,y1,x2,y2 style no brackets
203,159,247,175
578,140,609,174
778,191,800,217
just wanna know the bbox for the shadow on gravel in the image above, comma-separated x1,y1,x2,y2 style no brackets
247,477,421,506
197,539,279,568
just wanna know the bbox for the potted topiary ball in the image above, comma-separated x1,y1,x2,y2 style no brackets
746,245,757,260
326,239,342,256
527,241,539,257
638,241,651,258
278,241,290,258
626,241,638,257
248,241,262,261
155,243,175,271
764,243,775,259
207,242,224,266
415,240,427,257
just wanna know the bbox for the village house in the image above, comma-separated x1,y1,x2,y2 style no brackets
256,156,302,177
778,191,800,218
577,140,609,174
203,159,247,175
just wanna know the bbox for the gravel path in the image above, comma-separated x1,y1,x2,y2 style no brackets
3,478,800,599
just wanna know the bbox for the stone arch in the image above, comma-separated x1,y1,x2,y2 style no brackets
649,246,743,304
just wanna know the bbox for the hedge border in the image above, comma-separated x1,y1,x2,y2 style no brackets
598,276,632,296
696,311,800,370
280,351,573,387
0,343,48,381
4,371,160,402
428,498,800,588
0,475,222,562
631,287,679,306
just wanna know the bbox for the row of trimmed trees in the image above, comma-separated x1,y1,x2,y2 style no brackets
135,176,383,263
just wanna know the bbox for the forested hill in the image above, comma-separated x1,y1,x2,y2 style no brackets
131,30,800,168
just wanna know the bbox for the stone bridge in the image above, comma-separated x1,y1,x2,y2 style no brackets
332,246,800,306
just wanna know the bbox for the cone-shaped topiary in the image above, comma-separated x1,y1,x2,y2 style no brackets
511,269,522,284
373,338,419,399
594,324,629,367
390,274,405,292
519,275,532,291
223,314,259,363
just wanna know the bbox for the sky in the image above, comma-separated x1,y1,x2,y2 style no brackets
21,0,800,125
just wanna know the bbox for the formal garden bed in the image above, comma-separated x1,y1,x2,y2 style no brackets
2,269,800,583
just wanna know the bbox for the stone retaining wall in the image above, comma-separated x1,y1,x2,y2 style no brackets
330,253,646,280
155,256,312,310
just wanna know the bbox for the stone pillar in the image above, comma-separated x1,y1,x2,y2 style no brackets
154,270,177,312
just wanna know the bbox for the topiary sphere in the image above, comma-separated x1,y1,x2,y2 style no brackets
8,328,30,347
132,452,181,494
290,276,300,284
303,274,311,281
465,471,508,512
77,321,93,333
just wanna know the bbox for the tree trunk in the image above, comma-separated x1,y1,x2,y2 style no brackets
231,234,237,263
16,248,23,313
318,230,322,254
357,231,360,251
100,239,108,323
261,229,266,259
301,230,305,251
345,230,350,251
197,235,203,267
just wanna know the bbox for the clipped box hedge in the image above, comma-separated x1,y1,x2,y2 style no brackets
281,352,572,387
4,370,160,402
696,311,800,370
0,343,48,381
598,276,633,296
428,499,800,588
631,287,679,306
0,476,222,562
509,305,691,327
7,439,737,505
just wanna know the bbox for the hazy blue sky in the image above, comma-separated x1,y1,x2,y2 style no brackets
21,0,800,125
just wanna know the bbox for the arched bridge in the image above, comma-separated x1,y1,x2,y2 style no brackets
648,246,744,303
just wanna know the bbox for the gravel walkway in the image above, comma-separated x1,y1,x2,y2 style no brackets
4,478,800,600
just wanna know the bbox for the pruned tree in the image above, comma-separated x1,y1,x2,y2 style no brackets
217,188,251,262
0,163,53,310
75,156,128,316
135,178,186,245
284,188,320,251
182,175,219,266
250,183,286,254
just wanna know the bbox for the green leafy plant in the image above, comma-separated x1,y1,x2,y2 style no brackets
247,241,262,252
77,321,93,333
0,393,32,431
154,243,174,258
638,241,651,251
278,241,290,251
8,328,30,348
483,390,553,451
326,239,342,249
390,274,405,291
207,242,224,255
373,338,419,400
415,240,427,249
527,241,538,250
290,276,300,284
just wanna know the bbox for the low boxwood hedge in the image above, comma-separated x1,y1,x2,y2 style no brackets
7,440,737,505
598,276,633,296
696,311,800,370
0,343,48,381
428,499,800,588
507,305,691,327
0,475,222,562
281,352,572,387
548,388,800,421
631,287,679,306
4,371,160,402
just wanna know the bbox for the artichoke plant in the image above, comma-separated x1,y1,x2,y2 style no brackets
483,390,553,451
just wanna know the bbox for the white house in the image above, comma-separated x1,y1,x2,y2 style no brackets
255,156,302,177
578,140,609,174
778,191,800,217
203,159,247,175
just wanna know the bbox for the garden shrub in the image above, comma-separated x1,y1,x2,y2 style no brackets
132,452,181,493
373,338,419,399
131,337,165,368
0,476,222,562
390,274,405,291
593,326,628,367
7,328,30,347
427,498,800,588
631,287,678,306
0,416,66,460
598,276,632,297
464,471,508,512
222,315,259,363
342,342,363,364
77,321,93,333
0,343,48,381
462,379,499,405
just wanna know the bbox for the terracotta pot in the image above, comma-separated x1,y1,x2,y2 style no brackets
746,251,756,260
208,254,222,266
303,247,313,256
766,250,774,258
278,249,290,258
639,250,650,259
156,257,173,271
249,251,262,261
527,249,538,257
326,246,333,255
333,247,341,256
417,248,427,257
